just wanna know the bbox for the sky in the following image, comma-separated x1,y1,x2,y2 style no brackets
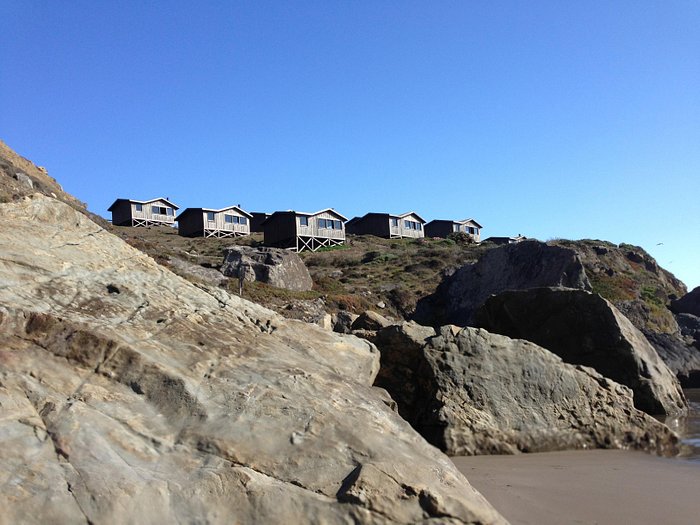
2,1,699,289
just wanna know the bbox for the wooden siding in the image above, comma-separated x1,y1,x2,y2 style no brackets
203,209,250,235
297,211,345,240
394,213,424,239
263,210,346,251
131,199,176,225
425,220,480,241
110,201,132,226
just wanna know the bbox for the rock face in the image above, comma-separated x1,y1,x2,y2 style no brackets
373,324,678,456
671,286,700,317
475,288,687,416
351,310,392,331
0,195,505,524
221,246,313,291
332,310,358,334
414,240,590,326
647,329,700,388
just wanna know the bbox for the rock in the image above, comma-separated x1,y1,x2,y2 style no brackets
555,240,686,335
221,246,313,291
677,313,700,344
414,240,590,326
376,301,386,309
281,298,328,325
167,256,228,288
671,286,700,317
351,310,392,331
373,322,436,422
475,288,687,416
14,171,34,188
318,313,333,330
332,310,358,334
646,330,700,388
0,195,505,524
373,324,679,456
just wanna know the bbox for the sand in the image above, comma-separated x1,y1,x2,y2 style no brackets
453,450,700,525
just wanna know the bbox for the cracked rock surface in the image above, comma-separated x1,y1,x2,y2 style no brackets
372,323,679,457
0,195,505,524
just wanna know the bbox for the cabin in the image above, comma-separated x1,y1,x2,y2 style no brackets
345,212,426,239
108,198,179,227
262,209,347,252
176,205,252,238
483,234,527,245
424,218,482,242
250,212,270,233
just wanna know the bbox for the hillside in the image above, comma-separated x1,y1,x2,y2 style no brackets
108,223,688,339
107,224,494,321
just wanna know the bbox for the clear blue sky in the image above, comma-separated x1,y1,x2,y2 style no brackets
2,1,699,289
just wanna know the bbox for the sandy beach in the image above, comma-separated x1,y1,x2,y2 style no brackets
453,450,700,525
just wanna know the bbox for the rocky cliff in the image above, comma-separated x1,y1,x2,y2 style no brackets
0,193,504,524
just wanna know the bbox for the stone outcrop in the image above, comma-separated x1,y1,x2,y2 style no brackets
671,286,700,317
332,310,358,334
372,323,679,456
0,195,505,524
221,246,313,291
351,310,392,331
413,240,590,326
647,329,700,388
475,288,687,416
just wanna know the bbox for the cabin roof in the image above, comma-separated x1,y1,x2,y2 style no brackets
457,218,483,228
350,211,426,223
426,218,483,228
262,208,348,224
108,197,179,211
395,211,426,223
175,205,253,221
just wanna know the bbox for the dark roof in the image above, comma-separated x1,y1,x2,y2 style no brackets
425,218,483,228
175,205,253,221
261,208,348,225
108,197,179,212
351,211,426,223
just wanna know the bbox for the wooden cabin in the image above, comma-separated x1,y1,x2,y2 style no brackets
424,218,482,241
483,234,527,245
250,212,269,233
108,198,179,227
262,209,347,252
345,212,426,239
176,205,252,238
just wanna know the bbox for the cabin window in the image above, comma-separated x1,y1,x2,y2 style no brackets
166,208,173,216
240,217,247,225
417,223,422,230
453,224,459,232
391,218,398,227
404,220,420,230
135,203,143,212
318,219,341,229
299,216,308,227
225,214,234,223
207,212,215,221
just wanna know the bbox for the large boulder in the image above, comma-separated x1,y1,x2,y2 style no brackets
221,246,313,291
646,330,700,388
351,310,392,331
475,288,687,416
373,323,678,456
414,240,590,326
671,286,700,317
0,195,505,524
